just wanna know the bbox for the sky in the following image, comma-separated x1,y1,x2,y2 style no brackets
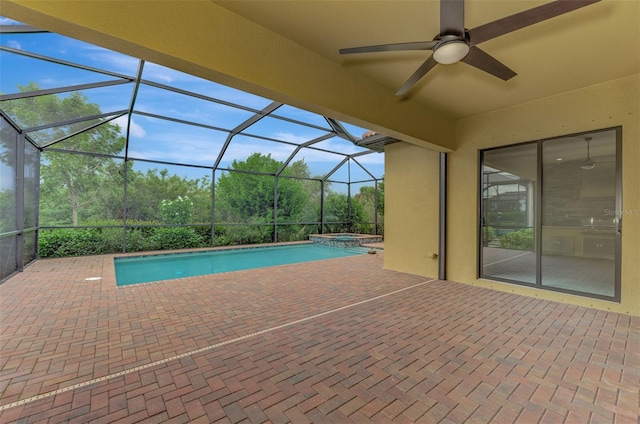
0,17,385,189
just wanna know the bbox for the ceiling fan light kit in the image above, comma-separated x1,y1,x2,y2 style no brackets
433,40,470,64
581,159,596,170
339,0,601,96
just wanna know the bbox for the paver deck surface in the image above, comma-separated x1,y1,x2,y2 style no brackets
0,249,638,423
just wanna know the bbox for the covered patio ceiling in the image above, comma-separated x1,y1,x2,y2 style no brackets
217,0,639,119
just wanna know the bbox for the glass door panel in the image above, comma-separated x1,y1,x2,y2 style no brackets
481,143,537,284
541,130,618,297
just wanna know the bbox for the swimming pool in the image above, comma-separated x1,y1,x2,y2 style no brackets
114,243,367,286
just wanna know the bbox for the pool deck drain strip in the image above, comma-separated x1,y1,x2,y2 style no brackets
0,278,437,412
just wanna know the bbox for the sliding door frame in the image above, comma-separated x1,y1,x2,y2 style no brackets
478,126,622,302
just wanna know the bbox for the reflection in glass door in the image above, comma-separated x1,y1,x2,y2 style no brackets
541,131,619,297
480,128,621,300
481,143,537,285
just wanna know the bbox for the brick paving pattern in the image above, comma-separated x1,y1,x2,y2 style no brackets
0,249,638,423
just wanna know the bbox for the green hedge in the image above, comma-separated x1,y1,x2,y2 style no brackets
37,222,383,258
146,227,205,251
499,228,533,250
38,228,104,257
39,226,206,258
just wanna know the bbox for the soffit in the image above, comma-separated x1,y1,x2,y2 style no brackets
216,0,640,119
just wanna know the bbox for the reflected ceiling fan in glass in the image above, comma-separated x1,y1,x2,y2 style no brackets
580,136,596,170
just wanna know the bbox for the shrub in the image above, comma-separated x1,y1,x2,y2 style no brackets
482,226,495,245
276,224,316,242
214,235,233,246
38,228,103,257
212,225,231,246
193,225,213,246
146,227,206,251
352,223,376,235
124,228,149,252
499,228,533,250
324,223,349,234
159,196,194,225
98,227,126,254
39,225,211,257
223,225,272,245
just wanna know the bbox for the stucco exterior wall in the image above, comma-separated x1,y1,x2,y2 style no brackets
384,74,639,315
384,143,440,278
448,74,639,316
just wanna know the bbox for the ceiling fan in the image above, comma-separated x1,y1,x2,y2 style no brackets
339,0,600,97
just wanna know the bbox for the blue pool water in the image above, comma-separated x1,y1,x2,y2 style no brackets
115,243,366,286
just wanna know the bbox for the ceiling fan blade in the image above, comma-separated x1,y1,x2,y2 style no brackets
467,0,601,46
440,0,465,36
396,55,438,97
461,46,517,80
339,41,437,55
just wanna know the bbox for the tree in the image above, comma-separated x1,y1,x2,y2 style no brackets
125,168,212,223
323,191,366,225
352,178,384,223
353,186,376,223
215,153,310,224
377,178,385,217
2,83,126,226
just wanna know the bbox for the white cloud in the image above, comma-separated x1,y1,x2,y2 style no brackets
314,138,385,165
113,116,146,138
353,152,385,165
127,130,225,166
223,140,294,163
94,51,139,73
0,17,21,25
113,116,128,135
127,143,219,166
125,129,384,178
40,78,61,86
274,131,313,144
314,138,362,155
141,63,177,83
128,119,146,138
152,73,174,83
291,148,343,164
6,40,21,49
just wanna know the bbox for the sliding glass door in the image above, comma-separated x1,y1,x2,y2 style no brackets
480,128,621,301
481,143,537,285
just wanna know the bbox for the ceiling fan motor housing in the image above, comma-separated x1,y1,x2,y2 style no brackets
433,35,470,64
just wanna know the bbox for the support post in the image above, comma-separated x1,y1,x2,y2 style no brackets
438,152,447,281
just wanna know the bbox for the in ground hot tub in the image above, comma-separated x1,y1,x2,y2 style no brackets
309,233,383,248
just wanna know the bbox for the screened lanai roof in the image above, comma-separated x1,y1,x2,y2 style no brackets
0,18,397,183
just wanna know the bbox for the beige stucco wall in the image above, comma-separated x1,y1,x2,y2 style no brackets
384,143,441,278
448,74,639,316
385,74,639,315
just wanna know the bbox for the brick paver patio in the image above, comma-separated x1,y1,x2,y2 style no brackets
0,248,638,423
